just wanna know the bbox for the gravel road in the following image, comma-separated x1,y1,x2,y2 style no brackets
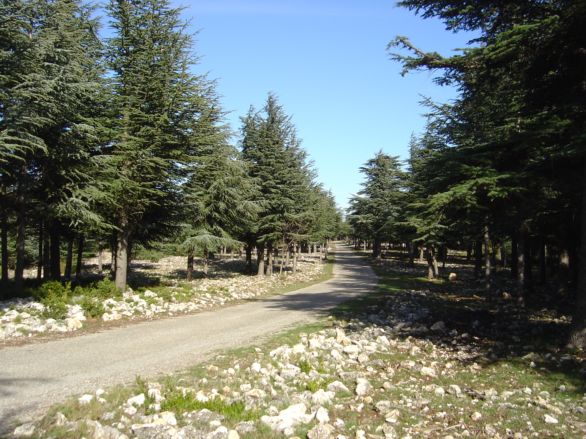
0,245,376,433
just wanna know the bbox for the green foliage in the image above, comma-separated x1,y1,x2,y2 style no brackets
78,296,105,319
348,152,409,255
85,279,122,301
33,282,71,320
298,359,312,374
161,391,258,421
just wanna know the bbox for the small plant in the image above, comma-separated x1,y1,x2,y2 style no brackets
306,380,324,392
79,296,105,319
161,391,258,421
298,359,312,374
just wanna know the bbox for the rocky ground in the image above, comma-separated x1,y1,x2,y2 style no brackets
0,256,326,343
12,257,586,438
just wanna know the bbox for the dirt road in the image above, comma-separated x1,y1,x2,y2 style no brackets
0,245,376,432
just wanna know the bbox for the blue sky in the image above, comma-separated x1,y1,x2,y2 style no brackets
170,1,475,210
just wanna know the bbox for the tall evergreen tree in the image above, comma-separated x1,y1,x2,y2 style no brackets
106,0,204,290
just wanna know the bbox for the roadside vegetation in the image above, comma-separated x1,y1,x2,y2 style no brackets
0,254,333,344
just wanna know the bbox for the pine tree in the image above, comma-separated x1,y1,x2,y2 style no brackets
348,152,407,259
106,0,204,291
241,94,314,275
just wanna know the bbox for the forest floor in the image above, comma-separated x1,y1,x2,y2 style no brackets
5,248,586,438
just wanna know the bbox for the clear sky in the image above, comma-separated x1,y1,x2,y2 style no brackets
170,0,475,210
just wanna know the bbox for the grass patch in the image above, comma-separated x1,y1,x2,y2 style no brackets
161,392,259,422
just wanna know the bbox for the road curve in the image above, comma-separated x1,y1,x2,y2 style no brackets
0,245,376,432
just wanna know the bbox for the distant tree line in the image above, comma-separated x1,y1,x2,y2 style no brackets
0,0,342,293
348,1,586,348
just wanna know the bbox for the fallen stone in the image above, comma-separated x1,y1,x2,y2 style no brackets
260,403,313,432
327,381,350,394
13,423,35,438
316,406,330,424
127,393,146,407
355,378,372,396
312,389,335,405
307,423,335,439
430,321,446,332
79,394,94,405
420,366,437,377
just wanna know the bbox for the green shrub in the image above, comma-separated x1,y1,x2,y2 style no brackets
31,281,71,320
89,279,121,300
79,296,105,319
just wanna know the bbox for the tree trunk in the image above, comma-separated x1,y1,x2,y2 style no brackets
279,245,286,275
510,232,518,279
484,223,492,293
425,246,437,279
440,245,447,269
518,224,532,297
115,217,130,292
245,243,253,273
75,236,84,279
97,240,103,274
0,205,8,282
110,235,117,277
407,242,414,265
203,249,209,276
64,239,73,281
539,237,547,285
37,222,43,280
186,251,194,281
266,244,273,276
500,243,507,269
490,241,498,273
49,222,61,280
43,223,50,280
466,244,472,262
257,246,265,276
569,161,586,348
126,239,133,274
14,170,26,288
1,206,8,283
419,246,424,262
474,238,482,279
373,238,381,258
292,243,298,274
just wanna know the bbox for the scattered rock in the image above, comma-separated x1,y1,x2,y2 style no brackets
430,321,446,332
327,381,350,393
127,393,146,407
316,407,330,423
79,394,94,405
420,366,436,377
261,403,313,432
355,378,372,396
307,423,335,439
13,423,35,438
